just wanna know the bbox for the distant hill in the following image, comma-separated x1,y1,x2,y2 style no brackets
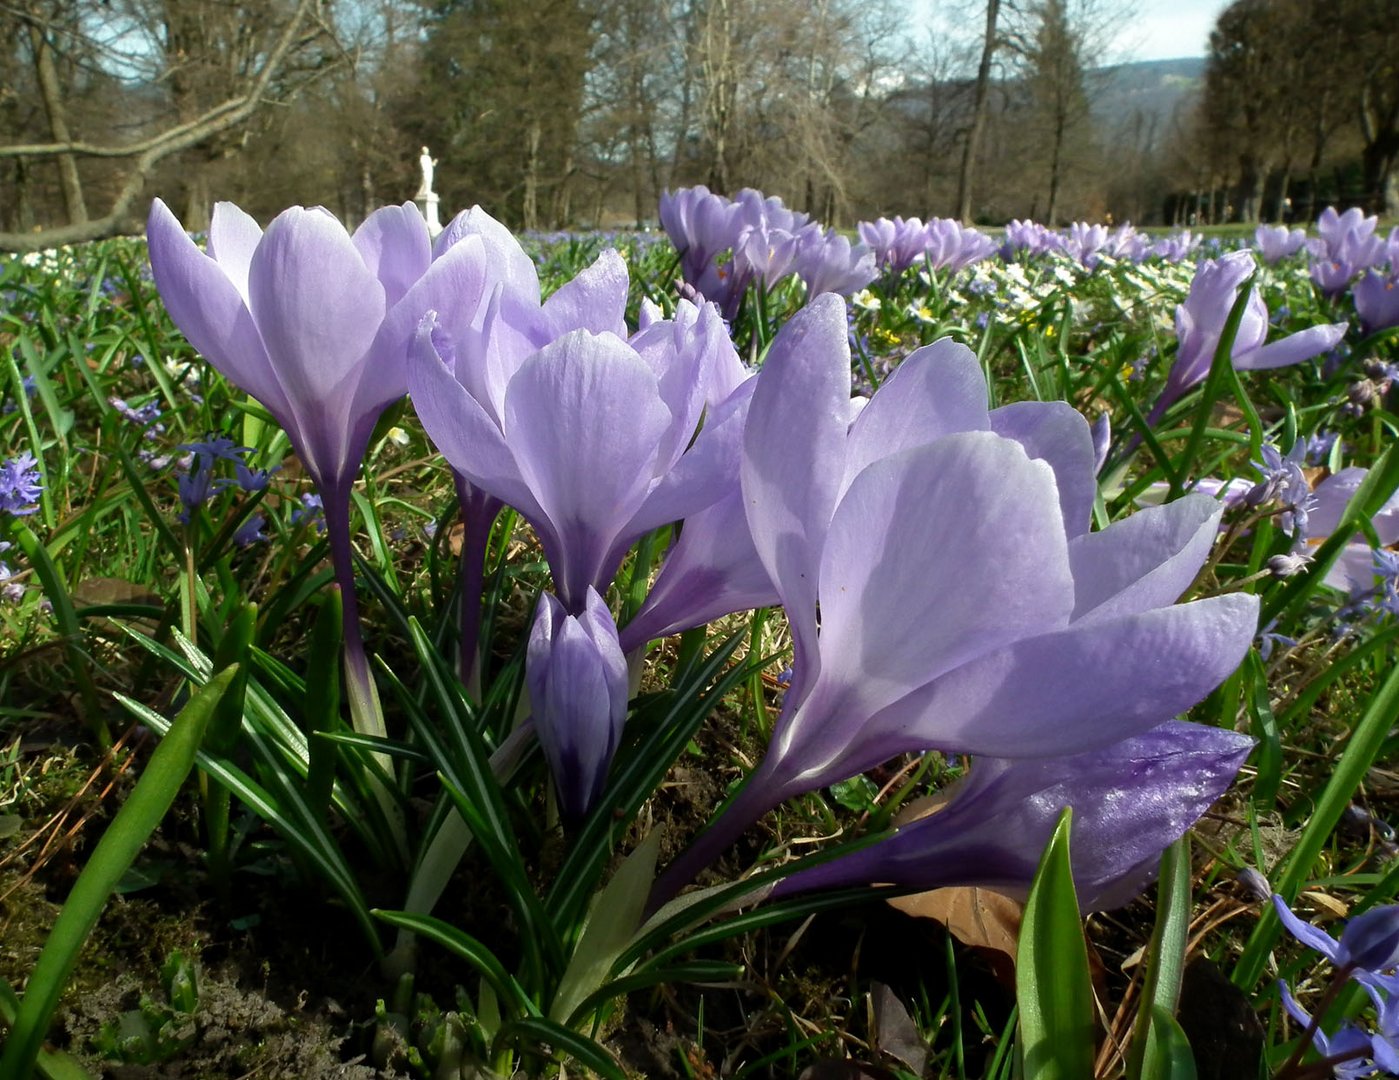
1089,57,1205,147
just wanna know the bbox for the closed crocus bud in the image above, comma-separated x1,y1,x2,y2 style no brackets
526,588,629,819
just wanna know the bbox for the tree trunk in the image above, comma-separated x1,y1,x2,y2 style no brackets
956,0,1000,224
522,120,541,230
26,21,87,226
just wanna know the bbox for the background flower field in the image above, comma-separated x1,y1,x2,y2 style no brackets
1,204,1399,1079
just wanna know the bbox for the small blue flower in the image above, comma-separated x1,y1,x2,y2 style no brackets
0,452,43,516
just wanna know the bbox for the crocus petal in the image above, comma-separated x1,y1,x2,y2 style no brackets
1068,494,1222,622
435,205,542,306
990,401,1097,539
1236,322,1347,371
840,337,989,496
146,199,293,425
773,720,1253,912
408,317,540,521
364,232,489,415
809,433,1074,736
741,293,852,699
539,248,629,340
248,206,387,408
527,589,629,817
207,201,263,305
502,330,672,607
853,593,1259,762
621,487,779,650
352,202,432,307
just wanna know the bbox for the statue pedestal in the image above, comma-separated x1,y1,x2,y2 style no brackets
416,191,443,237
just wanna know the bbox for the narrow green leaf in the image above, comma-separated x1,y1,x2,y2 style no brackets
1128,837,1193,1080
1140,1007,1198,1080
1017,807,1095,1080
0,976,96,1080
370,909,536,1020
0,668,237,1080
1234,658,1399,990
494,1015,625,1080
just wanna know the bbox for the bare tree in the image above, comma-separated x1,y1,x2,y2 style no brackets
0,0,336,251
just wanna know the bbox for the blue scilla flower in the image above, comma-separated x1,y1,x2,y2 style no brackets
0,452,42,516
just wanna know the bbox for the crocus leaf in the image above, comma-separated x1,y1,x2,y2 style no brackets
549,828,661,1024
1138,1006,1199,1080
1128,837,1192,1080
0,668,237,1080
1017,807,1095,1080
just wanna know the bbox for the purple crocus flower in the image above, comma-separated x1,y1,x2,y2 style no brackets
1303,467,1399,594
1355,270,1399,335
774,720,1253,911
409,289,746,613
794,230,878,299
1254,224,1308,265
1147,250,1348,424
858,216,929,273
1149,230,1201,264
924,218,997,273
1309,206,1387,299
1064,222,1109,269
148,199,489,737
1001,219,1059,260
527,588,629,817
650,294,1260,905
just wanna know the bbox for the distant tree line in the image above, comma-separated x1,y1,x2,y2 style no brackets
0,0,1392,249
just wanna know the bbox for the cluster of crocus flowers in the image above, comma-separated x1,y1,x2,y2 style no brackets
1308,206,1389,299
857,216,997,275
658,185,876,319
149,195,1264,917
649,294,1261,910
1146,250,1348,425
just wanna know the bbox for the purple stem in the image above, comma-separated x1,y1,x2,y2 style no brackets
322,484,384,739
454,476,502,699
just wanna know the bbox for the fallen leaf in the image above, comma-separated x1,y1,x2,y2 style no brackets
871,982,926,1075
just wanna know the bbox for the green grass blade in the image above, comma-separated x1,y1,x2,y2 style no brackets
1017,807,1095,1080
1128,836,1193,1080
0,668,237,1080
1233,657,1399,990
494,1015,625,1080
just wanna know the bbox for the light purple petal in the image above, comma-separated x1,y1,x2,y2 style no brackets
540,248,629,339
808,433,1074,741
773,720,1253,912
1271,895,1342,963
741,294,852,700
146,199,293,425
434,205,542,306
1237,322,1348,371
840,337,989,495
620,488,779,650
352,202,432,307
1068,494,1222,622
207,201,263,305
990,401,1097,539
407,317,539,520
851,593,1260,763
502,330,672,607
363,232,489,417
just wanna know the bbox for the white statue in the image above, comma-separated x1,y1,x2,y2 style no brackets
417,146,436,199
414,145,443,237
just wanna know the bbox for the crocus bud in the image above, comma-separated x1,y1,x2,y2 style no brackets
526,588,629,819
